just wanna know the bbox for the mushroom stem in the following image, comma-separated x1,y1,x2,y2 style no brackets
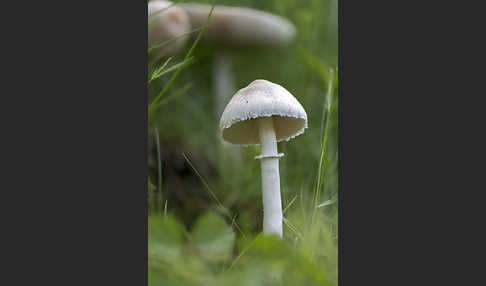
257,116,283,237
213,51,241,162
213,51,235,117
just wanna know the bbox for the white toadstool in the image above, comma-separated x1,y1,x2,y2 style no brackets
219,79,308,237
148,1,191,62
179,3,297,115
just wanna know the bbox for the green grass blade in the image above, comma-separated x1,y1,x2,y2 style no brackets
148,1,178,20
148,27,203,53
283,217,303,238
227,238,257,271
148,57,172,83
314,75,333,205
148,57,195,84
182,152,246,238
148,3,215,111
154,125,163,214
317,198,337,208
283,194,298,215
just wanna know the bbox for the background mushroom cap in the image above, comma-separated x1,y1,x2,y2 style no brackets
220,80,307,145
148,1,191,61
179,3,296,48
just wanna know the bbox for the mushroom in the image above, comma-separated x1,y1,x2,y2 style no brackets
219,79,308,237
148,1,191,63
178,3,297,116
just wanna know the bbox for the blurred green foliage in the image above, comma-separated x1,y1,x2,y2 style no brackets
148,0,338,284
149,212,337,286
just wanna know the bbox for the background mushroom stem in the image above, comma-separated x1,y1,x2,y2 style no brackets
257,116,283,237
213,51,235,117
213,51,241,161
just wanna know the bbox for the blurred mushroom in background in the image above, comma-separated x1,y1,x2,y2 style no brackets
179,3,297,116
179,3,297,161
148,1,191,63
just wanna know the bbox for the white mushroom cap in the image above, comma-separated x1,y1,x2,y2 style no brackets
148,1,191,61
179,3,296,48
220,80,307,145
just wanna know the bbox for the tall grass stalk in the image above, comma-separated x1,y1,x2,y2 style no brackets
312,68,336,226
154,125,163,214
182,152,246,238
